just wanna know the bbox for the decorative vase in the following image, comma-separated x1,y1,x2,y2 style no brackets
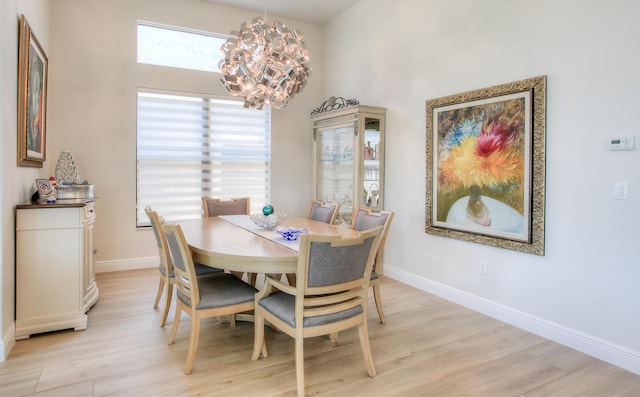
55,151,80,184
466,185,491,226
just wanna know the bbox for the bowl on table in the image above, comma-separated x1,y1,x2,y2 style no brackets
250,212,287,230
276,226,308,241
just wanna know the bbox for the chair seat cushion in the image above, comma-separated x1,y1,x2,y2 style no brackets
178,273,257,309
259,292,363,328
162,262,223,279
194,262,224,275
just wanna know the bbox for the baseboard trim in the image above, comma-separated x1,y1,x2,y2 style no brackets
0,324,15,362
384,265,640,376
96,257,156,273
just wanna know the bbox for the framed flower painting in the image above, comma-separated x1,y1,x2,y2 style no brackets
425,76,546,255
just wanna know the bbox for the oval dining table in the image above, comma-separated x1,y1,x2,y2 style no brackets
179,215,360,274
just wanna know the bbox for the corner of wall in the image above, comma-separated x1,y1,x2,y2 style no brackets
0,323,15,362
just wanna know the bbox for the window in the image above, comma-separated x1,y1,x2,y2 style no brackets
137,22,226,73
136,22,271,227
136,90,271,227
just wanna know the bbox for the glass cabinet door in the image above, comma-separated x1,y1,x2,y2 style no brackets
312,99,386,225
316,124,356,224
362,118,382,212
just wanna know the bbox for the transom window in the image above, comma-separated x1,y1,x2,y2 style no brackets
137,21,226,73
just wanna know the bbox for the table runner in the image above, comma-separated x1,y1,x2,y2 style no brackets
218,215,301,252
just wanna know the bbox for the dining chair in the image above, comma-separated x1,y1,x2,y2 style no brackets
283,199,339,286
145,207,223,327
351,207,395,323
162,223,258,375
306,200,340,224
252,226,384,397
201,196,257,285
202,196,250,217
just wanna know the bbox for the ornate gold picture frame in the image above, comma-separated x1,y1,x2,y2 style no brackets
18,14,48,167
425,76,546,255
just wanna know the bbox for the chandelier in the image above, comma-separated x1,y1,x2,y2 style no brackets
218,17,311,110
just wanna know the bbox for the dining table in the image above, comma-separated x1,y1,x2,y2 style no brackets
179,215,360,274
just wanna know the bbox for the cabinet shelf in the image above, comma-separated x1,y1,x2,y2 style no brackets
319,178,354,183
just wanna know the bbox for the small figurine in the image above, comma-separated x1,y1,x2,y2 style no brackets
364,141,373,160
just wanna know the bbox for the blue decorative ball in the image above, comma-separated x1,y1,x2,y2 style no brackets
262,204,274,215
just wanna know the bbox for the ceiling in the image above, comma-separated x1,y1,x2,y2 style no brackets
203,0,361,25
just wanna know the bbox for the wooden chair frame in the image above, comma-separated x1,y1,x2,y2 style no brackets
306,200,340,224
145,207,175,327
163,223,256,374
351,207,395,323
146,207,223,327
202,196,250,217
252,226,383,397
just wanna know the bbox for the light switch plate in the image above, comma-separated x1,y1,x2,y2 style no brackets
614,181,628,200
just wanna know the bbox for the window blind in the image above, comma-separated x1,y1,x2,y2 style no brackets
136,89,271,227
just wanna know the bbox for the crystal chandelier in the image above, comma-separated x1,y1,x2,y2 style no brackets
218,17,311,110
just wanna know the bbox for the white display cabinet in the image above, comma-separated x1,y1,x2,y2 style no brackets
15,201,98,339
311,97,386,225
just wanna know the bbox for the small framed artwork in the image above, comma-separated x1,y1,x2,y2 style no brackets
17,14,48,168
425,76,546,255
35,178,56,203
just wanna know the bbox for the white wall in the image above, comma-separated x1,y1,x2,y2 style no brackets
47,0,323,271
0,0,50,361
324,0,640,374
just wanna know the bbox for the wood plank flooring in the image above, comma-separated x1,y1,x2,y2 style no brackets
1,268,639,396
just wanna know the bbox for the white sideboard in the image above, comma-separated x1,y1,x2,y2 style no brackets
15,201,98,340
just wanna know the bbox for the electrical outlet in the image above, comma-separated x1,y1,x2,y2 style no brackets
479,261,488,275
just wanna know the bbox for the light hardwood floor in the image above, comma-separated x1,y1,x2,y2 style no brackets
1,268,639,396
